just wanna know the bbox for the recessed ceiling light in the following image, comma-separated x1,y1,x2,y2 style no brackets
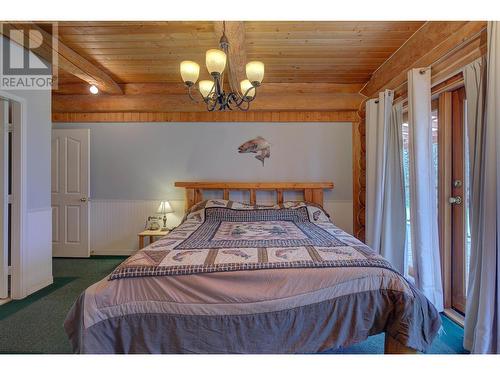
89,85,99,94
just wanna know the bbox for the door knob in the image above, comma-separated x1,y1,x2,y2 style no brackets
80,197,89,202
448,196,462,205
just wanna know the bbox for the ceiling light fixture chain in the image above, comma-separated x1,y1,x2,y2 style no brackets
179,21,264,112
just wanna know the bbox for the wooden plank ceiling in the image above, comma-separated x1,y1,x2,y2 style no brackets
53,21,425,84
43,21,427,118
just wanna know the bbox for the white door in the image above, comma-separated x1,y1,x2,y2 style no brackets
0,100,8,297
52,129,90,257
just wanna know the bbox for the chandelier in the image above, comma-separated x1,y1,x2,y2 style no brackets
179,22,264,111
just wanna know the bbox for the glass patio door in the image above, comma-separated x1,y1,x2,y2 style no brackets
438,86,469,316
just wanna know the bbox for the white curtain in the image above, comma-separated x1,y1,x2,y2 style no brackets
464,22,500,354
365,91,406,273
407,68,444,312
366,91,390,253
365,98,380,250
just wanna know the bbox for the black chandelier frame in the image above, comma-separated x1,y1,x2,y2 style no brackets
183,24,261,112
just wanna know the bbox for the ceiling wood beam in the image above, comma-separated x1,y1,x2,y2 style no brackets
360,21,486,97
0,23,123,94
52,91,364,112
53,82,364,95
52,111,358,123
214,21,247,91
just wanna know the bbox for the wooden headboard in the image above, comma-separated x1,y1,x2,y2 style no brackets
174,181,334,212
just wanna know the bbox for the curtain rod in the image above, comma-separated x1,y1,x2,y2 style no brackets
357,26,485,113
373,90,393,104
371,69,464,107
385,28,485,95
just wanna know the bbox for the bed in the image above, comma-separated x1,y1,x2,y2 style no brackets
64,181,441,354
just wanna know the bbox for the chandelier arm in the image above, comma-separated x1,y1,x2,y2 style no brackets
218,74,223,93
228,92,249,111
213,74,223,98
227,93,239,110
206,97,217,112
217,88,225,110
237,99,250,111
242,101,250,111
187,85,200,103
246,86,257,101
231,86,257,107
208,79,217,99
220,99,228,111
223,93,233,111
233,93,244,107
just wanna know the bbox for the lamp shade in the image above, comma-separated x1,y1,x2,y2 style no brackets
180,61,200,85
206,49,226,75
157,201,173,215
246,61,265,85
240,79,255,98
199,80,214,98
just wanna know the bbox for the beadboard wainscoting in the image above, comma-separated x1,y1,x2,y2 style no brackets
90,199,183,256
89,199,353,256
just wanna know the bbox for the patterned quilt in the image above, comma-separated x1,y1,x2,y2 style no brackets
110,200,394,280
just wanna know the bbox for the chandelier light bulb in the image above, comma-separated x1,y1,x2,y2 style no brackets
206,49,227,75
246,61,265,85
180,61,200,85
240,79,255,99
89,85,99,94
199,80,214,98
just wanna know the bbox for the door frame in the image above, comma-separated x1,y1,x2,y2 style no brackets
450,87,467,313
0,89,27,300
436,82,468,321
438,91,453,309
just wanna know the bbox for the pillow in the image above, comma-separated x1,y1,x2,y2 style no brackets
184,199,331,224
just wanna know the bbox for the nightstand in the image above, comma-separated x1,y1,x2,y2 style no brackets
138,229,169,249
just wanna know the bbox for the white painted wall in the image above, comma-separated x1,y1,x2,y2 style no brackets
53,122,353,255
1,37,53,297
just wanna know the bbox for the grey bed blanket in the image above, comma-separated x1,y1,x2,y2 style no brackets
64,200,441,354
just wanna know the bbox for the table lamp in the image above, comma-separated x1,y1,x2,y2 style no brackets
157,201,173,231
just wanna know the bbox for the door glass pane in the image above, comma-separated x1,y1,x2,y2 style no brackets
401,121,412,276
432,110,439,200
464,103,471,294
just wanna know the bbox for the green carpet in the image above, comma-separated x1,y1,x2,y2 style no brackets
0,257,467,354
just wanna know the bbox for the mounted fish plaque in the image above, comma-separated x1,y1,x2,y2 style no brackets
237,136,271,166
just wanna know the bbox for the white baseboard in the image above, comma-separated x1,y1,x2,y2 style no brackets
90,249,133,256
22,276,53,299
